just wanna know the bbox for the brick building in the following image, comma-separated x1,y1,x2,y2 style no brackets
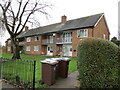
6,13,110,57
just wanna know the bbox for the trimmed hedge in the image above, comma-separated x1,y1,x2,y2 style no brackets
77,38,119,88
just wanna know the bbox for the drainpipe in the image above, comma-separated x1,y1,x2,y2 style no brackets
53,33,56,57
92,28,94,37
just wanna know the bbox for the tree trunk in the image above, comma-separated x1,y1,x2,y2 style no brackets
11,36,20,59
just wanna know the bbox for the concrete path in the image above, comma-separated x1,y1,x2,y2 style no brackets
47,71,80,88
0,80,14,89
0,71,80,89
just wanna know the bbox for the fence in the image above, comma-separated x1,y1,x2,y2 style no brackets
0,57,36,89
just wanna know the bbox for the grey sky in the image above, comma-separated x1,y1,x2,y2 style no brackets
0,0,119,45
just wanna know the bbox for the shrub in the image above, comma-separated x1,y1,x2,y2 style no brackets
77,38,119,88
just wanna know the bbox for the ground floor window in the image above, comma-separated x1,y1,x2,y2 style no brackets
34,46,39,51
26,46,30,51
62,45,72,56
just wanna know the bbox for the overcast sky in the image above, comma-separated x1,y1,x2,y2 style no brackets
0,0,119,45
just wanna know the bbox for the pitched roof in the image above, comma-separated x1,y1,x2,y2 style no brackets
17,31,26,38
24,13,104,37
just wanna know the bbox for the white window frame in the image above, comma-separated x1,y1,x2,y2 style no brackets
7,46,11,51
34,46,39,51
34,36,39,42
26,46,30,51
48,35,53,43
77,29,88,38
103,34,106,39
26,37,31,42
63,32,72,43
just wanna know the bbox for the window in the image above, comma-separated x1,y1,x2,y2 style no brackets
48,35,53,43
103,34,106,39
34,46,39,51
34,36,39,42
77,29,88,38
26,37,31,42
7,47,11,51
26,46,30,51
63,32,72,43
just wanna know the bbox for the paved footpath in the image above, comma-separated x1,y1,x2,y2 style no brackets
0,71,80,89
0,79,14,89
47,71,80,88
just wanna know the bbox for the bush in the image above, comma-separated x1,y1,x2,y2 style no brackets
77,38,119,88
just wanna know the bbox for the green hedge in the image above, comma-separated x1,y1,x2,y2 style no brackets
77,38,119,88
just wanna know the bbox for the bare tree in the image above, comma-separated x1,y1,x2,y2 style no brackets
0,0,52,59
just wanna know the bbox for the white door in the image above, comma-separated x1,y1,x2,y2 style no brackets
63,45,72,56
69,45,72,56
47,45,53,56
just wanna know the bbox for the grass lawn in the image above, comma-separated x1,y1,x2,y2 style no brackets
1,53,77,88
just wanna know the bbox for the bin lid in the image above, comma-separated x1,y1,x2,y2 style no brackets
45,58,61,61
59,58,70,61
50,58,61,61
41,59,58,65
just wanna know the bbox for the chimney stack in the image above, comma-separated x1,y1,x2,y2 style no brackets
61,15,67,24
25,26,28,32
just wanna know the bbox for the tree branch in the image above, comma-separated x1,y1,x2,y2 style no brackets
16,2,38,36
16,0,22,19
0,1,14,36
15,0,30,34
4,1,11,12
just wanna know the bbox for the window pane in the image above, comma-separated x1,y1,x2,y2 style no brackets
26,46,30,51
81,30,84,37
84,29,87,36
78,29,88,37
34,46,38,51
27,37,31,42
35,36,39,41
103,34,106,39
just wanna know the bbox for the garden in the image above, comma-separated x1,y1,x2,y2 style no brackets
1,53,77,88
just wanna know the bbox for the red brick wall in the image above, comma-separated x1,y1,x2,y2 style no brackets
72,28,93,57
93,16,110,40
72,16,110,57
23,16,110,57
25,36,42,55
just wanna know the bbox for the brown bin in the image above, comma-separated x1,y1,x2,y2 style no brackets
41,60,58,85
58,58,71,78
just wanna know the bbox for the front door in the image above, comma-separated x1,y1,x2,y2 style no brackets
47,45,53,56
63,45,72,56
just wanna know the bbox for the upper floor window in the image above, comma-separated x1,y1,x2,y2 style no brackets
34,36,39,42
26,46,30,51
103,34,106,39
63,32,72,43
48,35,53,43
34,46,39,51
77,29,88,38
26,37,31,42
